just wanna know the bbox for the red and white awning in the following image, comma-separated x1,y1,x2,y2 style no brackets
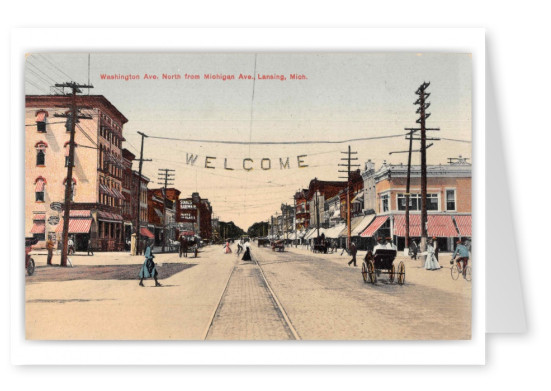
360,216,389,237
35,179,45,192
454,215,472,237
70,210,91,217
30,221,45,234
55,218,92,234
393,214,459,238
35,111,48,122
140,227,154,239
33,213,46,220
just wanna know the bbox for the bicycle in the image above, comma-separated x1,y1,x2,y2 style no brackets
450,258,471,281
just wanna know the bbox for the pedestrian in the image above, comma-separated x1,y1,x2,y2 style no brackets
425,240,442,270
179,235,188,258
224,241,232,254
236,241,243,255
410,240,419,260
242,241,251,261
139,241,162,287
68,236,75,255
451,239,470,278
432,236,439,261
46,237,54,265
347,242,358,267
87,238,94,256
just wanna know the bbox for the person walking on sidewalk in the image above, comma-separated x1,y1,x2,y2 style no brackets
46,237,54,265
139,241,162,287
347,242,358,267
87,238,94,256
451,239,470,278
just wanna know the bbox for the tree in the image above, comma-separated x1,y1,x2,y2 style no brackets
219,221,245,239
247,221,270,238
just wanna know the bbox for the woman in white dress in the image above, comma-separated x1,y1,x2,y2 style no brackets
425,241,441,270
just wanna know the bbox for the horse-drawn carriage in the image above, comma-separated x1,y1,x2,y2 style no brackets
361,249,405,285
25,237,38,276
312,235,328,254
257,238,270,247
271,239,285,252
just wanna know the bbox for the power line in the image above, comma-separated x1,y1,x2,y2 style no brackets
36,54,76,82
144,133,407,145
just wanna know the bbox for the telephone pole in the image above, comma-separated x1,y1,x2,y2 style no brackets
157,168,175,252
413,82,440,256
53,82,93,267
339,145,359,249
134,132,151,255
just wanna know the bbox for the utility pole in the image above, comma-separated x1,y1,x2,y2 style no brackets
315,191,320,238
53,82,93,267
134,132,151,255
157,168,175,252
339,145,359,249
413,82,440,257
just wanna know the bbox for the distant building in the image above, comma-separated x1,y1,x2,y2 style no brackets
177,192,213,240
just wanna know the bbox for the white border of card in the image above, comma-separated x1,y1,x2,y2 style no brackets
10,28,486,365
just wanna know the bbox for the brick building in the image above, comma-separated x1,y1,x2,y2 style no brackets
177,192,213,241
25,95,128,251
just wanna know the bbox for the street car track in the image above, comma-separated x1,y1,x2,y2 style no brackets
203,252,300,340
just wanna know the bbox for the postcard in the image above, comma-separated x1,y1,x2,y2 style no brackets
24,52,472,342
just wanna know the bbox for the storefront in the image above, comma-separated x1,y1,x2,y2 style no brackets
55,210,93,251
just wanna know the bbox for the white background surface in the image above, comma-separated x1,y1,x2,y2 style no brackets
1,0,547,389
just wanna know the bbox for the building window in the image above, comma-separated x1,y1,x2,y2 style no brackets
427,193,439,211
397,193,439,211
34,177,46,202
36,149,45,166
446,189,456,211
35,111,48,133
381,194,389,212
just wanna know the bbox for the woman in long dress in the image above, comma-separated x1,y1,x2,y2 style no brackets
139,241,162,286
242,242,251,261
425,241,441,270
224,241,232,254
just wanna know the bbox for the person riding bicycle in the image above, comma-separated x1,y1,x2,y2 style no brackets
451,239,470,277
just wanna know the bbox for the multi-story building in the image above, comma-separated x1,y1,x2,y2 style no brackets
25,95,128,251
294,189,309,232
305,178,348,231
147,188,181,245
360,157,472,251
132,170,151,241
177,192,213,241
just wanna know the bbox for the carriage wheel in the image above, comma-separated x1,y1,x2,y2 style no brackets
451,264,460,280
389,264,395,283
361,261,368,283
367,260,376,284
27,257,35,276
464,266,472,282
397,261,405,285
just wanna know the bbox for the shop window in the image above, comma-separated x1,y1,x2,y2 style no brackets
446,189,456,211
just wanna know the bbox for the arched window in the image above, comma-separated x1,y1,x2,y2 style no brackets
35,111,48,133
34,176,46,202
35,141,47,166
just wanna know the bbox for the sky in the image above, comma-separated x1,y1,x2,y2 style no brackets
25,52,472,230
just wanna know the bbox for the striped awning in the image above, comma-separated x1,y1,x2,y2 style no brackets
111,188,125,200
35,111,47,122
454,215,472,237
55,218,92,233
351,214,376,236
360,216,389,237
140,227,154,239
393,214,459,238
35,179,45,192
33,213,46,220
30,221,45,234
97,211,123,222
